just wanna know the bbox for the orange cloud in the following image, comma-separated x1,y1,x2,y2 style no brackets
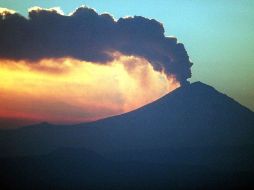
0,53,179,126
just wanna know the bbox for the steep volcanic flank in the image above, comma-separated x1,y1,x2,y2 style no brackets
0,82,253,157
73,81,254,151
1,82,254,189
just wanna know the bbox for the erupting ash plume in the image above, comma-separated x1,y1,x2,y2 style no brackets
0,6,192,125
0,6,192,84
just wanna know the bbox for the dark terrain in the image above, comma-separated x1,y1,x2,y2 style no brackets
0,82,253,189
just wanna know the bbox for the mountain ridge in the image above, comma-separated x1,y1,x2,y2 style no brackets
1,81,254,189
19,81,254,130
75,81,253,128
0,81,253,158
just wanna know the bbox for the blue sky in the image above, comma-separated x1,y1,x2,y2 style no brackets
1,0,253,110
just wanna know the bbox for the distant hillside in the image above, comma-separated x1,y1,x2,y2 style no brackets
1,147,254,190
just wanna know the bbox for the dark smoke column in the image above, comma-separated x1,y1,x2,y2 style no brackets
0,7,193,84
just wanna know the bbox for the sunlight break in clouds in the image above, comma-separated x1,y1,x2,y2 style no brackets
0,53,179,124
0,7,15,16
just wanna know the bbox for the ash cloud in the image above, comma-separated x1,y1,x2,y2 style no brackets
0,6,192,83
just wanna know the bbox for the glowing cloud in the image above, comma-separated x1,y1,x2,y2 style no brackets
28,6,64,15
0,53,179,124
0,7,15,14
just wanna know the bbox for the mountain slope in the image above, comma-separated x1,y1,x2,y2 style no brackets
0,81,253,158
76,81,253,149
1,81,254,189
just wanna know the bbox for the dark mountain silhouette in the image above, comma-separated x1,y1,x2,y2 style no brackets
1,82,253,156
0,81,254,189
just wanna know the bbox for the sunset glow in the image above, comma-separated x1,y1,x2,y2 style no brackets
0,53,179,125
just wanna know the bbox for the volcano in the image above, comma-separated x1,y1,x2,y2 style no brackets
1,82,254,189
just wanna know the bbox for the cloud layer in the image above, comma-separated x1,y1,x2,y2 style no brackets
0,6,192,83
0,55,178,125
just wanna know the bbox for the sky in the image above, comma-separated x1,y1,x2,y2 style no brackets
0,0,253,127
